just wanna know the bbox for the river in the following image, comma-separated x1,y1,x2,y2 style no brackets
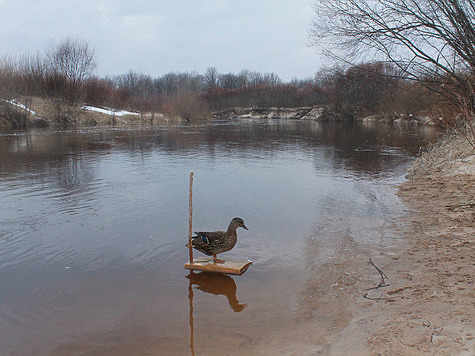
0,120,438,355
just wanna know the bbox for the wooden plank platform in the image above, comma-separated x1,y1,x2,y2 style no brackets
185,257,252,275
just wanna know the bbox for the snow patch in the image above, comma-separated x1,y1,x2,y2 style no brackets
2,99,37,115
82,105,140,117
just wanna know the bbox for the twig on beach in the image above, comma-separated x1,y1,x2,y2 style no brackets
366,258,390,291
362,259,394,301
363,292,395,301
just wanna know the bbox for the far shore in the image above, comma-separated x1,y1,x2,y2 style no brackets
1,97,440,131
213,106,438,126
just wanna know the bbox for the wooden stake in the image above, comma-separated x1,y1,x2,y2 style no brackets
188,172,194,263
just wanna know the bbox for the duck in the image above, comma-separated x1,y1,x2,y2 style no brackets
191,217,248,263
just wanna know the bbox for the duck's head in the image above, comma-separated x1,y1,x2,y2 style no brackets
231,217,248,230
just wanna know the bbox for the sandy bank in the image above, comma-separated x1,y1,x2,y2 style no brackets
214,106,437,125
333,133,474,355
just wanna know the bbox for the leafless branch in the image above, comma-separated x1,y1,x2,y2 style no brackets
311,0,475,147
367,258,390,290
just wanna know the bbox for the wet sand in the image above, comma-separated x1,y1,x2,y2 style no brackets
329,134,474,355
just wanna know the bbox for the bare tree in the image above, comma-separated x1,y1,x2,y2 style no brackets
218,73,241,89
46,38,96,86
204,67,219,89
0,55,20,99
311,0,475,145
45,38,96,107
20,38,96,119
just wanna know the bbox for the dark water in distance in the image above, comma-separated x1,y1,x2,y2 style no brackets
0,120,438,355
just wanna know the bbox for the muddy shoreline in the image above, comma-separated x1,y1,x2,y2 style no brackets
331,133,474,355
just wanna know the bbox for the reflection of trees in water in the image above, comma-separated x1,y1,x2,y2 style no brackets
45,152,98,213
1,132,98,184
54,153,94,190
1,133,98,213
171,120,439,177
305,122,438,177
1,122,439,181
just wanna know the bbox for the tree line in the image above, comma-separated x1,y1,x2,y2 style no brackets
0,38,435,123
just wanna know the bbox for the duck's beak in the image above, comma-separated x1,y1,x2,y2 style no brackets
243,224,249,230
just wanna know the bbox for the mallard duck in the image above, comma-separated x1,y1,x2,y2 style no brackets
191,217,248,263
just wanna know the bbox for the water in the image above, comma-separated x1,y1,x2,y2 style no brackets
0,120,438,355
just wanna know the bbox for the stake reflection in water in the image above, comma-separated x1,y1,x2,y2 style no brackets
187,271,247,355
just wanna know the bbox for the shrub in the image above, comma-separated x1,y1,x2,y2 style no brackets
163,90,210,122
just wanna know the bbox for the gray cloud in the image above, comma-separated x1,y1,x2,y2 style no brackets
0,0,320,80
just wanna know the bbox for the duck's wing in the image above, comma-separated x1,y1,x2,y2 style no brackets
194,231,210,244
193,231,224,245
191,231,224,255
193,230,228,250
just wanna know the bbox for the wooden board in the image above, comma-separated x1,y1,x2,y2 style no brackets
185,257,252,275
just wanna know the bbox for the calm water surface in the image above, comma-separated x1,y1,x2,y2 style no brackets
0,120,437,355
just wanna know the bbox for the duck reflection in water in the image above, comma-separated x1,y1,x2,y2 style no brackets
186,271,247,312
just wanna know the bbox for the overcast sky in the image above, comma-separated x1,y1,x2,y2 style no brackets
0,0,322,81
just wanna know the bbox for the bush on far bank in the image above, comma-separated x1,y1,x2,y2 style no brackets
162,90,210,122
